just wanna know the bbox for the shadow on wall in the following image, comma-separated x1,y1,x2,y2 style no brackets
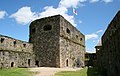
87,67,106,76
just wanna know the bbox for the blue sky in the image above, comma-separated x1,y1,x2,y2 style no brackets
0,0,120,53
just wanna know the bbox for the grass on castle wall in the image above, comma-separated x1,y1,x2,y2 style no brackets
0,68,33,76
55,67,102,76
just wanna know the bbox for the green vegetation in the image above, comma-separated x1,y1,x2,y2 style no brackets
85,58,90,61
0,68,33,76
55,67,102,76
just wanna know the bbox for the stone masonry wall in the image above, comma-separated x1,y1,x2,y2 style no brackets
59,16,85,67
0,35,35,68
101,11,120,76
29,15,60,67
29,15,85,68
96,11,120,76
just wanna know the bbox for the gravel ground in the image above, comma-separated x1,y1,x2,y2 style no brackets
29,67,82,76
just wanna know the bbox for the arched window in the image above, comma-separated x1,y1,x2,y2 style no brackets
43,25,52,31
66,59,68,67
80,38,82,41
13,41,16,47
66,28,70,34
23,44,26,48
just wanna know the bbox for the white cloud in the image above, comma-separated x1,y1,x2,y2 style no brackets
38,0,87,27
96,30,103,33
89,0,99,3
0,11,7,19
59,0,86,8
85,33,98,41
102,0,113,3
10,0,85,26
85,30,103,40
38,6,77,26
38,6,68,19
11,0,112,26
10,6,38,25
89,0,113,3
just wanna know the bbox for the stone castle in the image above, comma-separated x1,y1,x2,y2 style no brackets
0,15,85,68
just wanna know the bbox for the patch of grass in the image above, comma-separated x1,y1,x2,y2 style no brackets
55,67,102,76
87,67,102,76
0,68,33,76
55,68,87,76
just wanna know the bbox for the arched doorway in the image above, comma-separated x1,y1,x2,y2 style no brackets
11,62,14,67
66,59,68,67
28,59,30,67
35,60,39,67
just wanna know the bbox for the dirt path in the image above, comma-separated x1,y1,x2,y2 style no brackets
29,67,82,76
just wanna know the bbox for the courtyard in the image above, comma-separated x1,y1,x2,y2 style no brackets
0,67,102,76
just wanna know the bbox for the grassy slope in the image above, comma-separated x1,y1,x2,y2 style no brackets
0,68,33,76
55,67,102,76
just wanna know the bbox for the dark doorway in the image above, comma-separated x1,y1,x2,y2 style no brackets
66,59,68,67
76,58,81,67
35,60,39,67
11,62,14,67
28,59,30,67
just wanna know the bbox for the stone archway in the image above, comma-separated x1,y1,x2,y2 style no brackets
28,59,31,67
11,62,14,67
66,59,68,67
35,60,39,67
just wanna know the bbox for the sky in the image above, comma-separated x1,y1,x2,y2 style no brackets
0,0,120,53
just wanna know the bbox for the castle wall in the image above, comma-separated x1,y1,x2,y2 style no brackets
101,11,120,76
95,11,120,76
0,35,35,68
29,15,60,67
59,16,85,67
29,15,85,68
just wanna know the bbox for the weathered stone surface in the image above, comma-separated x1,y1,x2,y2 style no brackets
95,10,120,76
0,15,85,68
59,16,85,67
29,15,60,67
0,35,35,68
29,15,85,68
